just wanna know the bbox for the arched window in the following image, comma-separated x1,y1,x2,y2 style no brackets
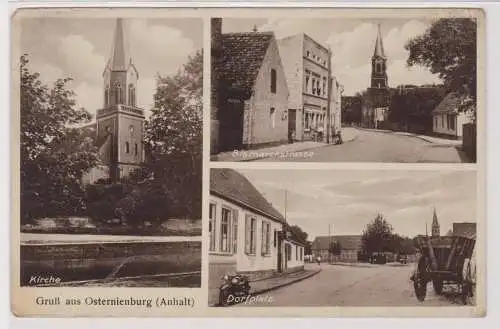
376,63,382,74
104,86,109,106
125,141,130,154
114,83,122,104
128,84,136,106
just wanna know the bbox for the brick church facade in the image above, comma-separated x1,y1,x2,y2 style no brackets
82,18,145,185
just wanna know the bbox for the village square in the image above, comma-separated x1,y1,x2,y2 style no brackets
210,18,477,163
208,168,477,307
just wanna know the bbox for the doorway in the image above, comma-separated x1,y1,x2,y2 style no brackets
218,100,244,152
288,109,296,143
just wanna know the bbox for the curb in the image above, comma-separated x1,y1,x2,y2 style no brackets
249,269,321,297
355,127,460,146
215,136,358,162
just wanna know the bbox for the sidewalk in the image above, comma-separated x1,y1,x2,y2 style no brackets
356,127,462,146
212,128,358,162
210,266,321,306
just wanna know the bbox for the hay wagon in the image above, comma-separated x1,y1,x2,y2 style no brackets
410,235,476,305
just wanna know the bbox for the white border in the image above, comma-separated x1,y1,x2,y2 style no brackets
3,0,499,328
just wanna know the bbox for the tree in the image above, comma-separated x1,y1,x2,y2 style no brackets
139,50,203,220
361,213,394,255
405,18,477,117
288,224,312,255
20,54,99,223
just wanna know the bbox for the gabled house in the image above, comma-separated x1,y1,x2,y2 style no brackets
208,168,304,304
311,235,362,263
432,91,474,138
212,23,290,152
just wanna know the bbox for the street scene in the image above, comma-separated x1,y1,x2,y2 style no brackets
209,169,477,307
19,17,203,287
210,17,477,163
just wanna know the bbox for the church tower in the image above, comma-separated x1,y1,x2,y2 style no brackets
371,23,388,89
96,18,145,183
431,208,440,237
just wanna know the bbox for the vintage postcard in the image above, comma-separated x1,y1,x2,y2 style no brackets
210,15,479,164
10,6,485,318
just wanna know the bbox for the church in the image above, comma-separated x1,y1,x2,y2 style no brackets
361,24,391,129
82,18,146,185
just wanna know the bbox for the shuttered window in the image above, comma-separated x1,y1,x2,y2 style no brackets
245,215,256,254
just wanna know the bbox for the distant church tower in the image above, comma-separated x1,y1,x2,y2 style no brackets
96,18,145,183
431,208,440,237
362,23,391,129
371,23,388,89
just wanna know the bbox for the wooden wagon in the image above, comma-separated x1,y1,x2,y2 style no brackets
410,235,476,305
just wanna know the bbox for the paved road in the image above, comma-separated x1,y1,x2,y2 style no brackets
241,263,473,307
256,128,469,163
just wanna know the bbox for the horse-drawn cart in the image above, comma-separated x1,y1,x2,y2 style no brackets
410,235,476,305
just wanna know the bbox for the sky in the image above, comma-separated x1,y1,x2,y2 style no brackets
222,18,442,96
20,17,203,119
235,169,477,240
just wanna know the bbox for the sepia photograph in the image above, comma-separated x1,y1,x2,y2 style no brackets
208,168,477,307
210,17,477,163
18,16,203,287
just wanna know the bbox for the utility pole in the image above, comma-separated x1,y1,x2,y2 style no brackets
326,47,332,144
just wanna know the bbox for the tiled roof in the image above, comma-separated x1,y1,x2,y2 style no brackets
432,92,464,115
210,168,286,224
453,222,476,239
216,32,274,98
311,235,362,251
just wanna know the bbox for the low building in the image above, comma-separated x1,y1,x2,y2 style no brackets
311,235,362,263
453,222,477,239
212,21,290,152
209,168,304,303
432,92,474,139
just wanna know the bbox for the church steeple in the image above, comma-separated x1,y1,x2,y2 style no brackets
96,17,144,184
109,18,132,71
371,23,388,89
432,207,440,237
373,24,386,58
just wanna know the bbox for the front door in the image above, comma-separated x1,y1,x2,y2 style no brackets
277,232,283,273
218,100,244,152
288,109,296,143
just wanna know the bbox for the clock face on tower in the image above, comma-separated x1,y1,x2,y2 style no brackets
106,126,112,133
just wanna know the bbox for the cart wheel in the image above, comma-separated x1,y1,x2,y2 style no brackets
414,279,427,302
432,279,443,295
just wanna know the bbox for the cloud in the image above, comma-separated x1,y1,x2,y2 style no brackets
57,34,106,85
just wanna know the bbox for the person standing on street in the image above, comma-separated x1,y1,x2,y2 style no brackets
316,256,321,266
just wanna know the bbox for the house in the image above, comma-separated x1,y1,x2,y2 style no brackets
209,168,304,303
277,33,342,142
212,20,290,152
311,235,362,263
82,18,145,184
432,91,474,139
453,222,477,239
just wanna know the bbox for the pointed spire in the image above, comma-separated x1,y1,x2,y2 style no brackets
373,23,385,58
432,207,438,226
109,18,132,71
